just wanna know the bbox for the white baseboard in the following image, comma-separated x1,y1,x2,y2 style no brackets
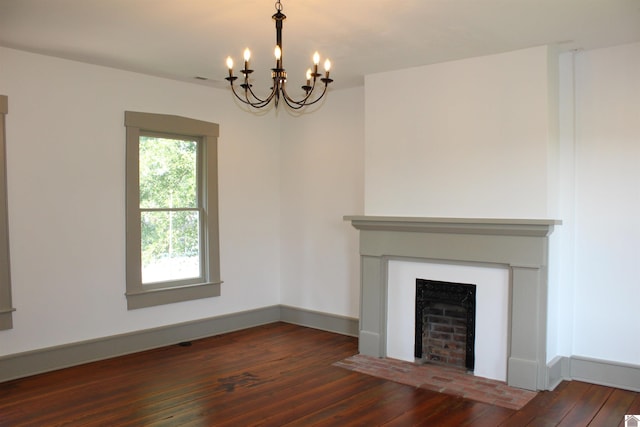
546,355,640,392
0,305,358,383
5,311,636,394
546,355,571,390
280,305,359,337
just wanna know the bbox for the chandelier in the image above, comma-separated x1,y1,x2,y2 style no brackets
224,0,333,110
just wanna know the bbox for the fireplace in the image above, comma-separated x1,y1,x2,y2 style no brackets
415,279,476,371
345,216,560,391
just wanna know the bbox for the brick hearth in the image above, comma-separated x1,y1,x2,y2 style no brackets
334,354,537,410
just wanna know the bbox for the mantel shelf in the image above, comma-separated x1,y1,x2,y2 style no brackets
344,216,561,237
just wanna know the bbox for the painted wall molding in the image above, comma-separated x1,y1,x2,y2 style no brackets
547,355,640,393
0,305,358,382
3,303,638,395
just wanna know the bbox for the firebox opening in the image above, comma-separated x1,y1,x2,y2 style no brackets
414,279,476,372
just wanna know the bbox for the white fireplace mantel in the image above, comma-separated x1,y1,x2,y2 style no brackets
345,215,561,391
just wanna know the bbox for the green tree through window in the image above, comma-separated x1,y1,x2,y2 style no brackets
139,135,200,283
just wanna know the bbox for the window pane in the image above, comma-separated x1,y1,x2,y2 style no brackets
141,210,200,284
139,136,197,209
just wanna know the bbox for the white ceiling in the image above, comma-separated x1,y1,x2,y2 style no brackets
1,0,639,90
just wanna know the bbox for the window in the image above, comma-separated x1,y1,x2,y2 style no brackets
0,95,14,329
125,112,221,309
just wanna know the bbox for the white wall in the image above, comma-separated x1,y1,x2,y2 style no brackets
571,42,640,365
364,46,557,218
0,47,281,355
363,46,563,375
279,87,364,318
362,42,640,370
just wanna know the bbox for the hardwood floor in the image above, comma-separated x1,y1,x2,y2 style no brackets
1,322,638,426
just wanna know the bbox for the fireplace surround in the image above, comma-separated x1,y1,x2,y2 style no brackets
345,216,560,391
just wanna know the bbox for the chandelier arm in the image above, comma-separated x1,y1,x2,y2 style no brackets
281,88,315,108
230,81,276,108
245,80,279,106
294,84,329,107
235,73,282,107
280,94,309,110
229,84,254,105
281,78,318,106
230,83,262,106
281,82,329,108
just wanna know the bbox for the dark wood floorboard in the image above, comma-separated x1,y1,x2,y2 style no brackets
1,322,638,426
555,384,613,427
498,381,570,427
588,388,638,427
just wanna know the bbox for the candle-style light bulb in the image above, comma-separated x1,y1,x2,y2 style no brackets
243,48,251,70
324,59,331,78
312,51,320,76
306,68,312,86
226,56,234,77
274,45,282,69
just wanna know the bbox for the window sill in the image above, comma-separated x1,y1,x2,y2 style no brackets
125,281,222,310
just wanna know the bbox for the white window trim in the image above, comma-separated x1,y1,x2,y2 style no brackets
124,111,221,309
0,95,14,329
